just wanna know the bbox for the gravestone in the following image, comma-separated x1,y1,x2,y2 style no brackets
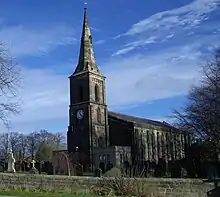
75,162,83,176
7,150,16,173
94,168,102,177
31,159,36,168
29,159,39,174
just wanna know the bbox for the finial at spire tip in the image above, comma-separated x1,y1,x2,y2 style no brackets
84,1,87,9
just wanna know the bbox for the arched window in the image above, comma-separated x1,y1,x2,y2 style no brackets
157,132,160,160
166,133,170,160
95,84,99,102
151,133,155,161
170,133,174,160
89,35,92,45
97,107,101,123
79,86,83,102
86,61,89,69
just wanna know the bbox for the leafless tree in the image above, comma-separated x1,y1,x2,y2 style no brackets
38,129,59,145
37,129,50,142
52,132,66,150
9,131,20,155
18,133,28,160
27,132,40,159
0,43,21,127
0,132,9,158
173,48,220,154
36,130,66,150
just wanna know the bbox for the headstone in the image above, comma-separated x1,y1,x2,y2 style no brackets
29,159,39,174
7,150,16,173
75,162,83,176
94,168,102,177
31,159,36,168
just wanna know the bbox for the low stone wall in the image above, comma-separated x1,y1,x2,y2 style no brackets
0,173,214,197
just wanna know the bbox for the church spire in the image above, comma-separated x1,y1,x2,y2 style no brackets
73,8,100,75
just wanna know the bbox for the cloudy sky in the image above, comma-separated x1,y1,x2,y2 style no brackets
0,0,219,134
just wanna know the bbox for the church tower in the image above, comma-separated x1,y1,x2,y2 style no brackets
67,8,109,170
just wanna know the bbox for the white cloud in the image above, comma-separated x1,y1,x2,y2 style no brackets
113,0,220,55
94,40,106,45
148,116,176,125
112,46,135,56
0,67,70,133
0,42,205,133
0,0,219,133
104,44,203,109
0,24,76,57
18,68,69,122
112,36,156,56
126,0,219,36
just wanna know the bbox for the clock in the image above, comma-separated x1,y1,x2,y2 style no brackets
77,109,84,120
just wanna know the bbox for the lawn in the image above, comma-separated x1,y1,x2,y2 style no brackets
0,190,98,197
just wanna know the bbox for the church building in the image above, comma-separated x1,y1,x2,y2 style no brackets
67,8,190,173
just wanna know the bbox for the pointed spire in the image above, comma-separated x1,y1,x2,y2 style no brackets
73,8,100,75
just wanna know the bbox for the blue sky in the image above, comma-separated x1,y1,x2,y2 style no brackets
0,0,219,133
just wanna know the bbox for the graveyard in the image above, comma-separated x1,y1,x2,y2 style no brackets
0,1,220,197
0,150,217,197
0,146,219,197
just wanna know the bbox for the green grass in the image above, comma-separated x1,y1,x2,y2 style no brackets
0,189,98,197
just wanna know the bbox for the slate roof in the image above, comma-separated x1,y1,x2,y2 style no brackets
108,111,176,130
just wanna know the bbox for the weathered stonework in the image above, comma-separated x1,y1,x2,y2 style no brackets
108,112,189,165
67,8,108,171
67,8,190,173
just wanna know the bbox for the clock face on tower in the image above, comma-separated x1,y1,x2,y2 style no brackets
77,109,84,120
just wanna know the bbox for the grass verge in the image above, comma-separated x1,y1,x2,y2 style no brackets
0,189,98,197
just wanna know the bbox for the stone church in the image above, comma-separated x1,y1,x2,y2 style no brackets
66,8,190,173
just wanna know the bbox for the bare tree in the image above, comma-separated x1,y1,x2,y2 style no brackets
0,132,9,158
36,130,66,150
37,129,50,142
173,48,220,154
52,132,66,150
0,43,21,127
27,132,40,159
18,133,28,160
9,131,20,155
37,129,58,145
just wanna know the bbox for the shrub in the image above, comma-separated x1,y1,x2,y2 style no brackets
94,167,149,197
89,185,112,196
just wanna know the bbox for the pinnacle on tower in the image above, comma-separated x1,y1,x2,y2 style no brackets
73,8,100,75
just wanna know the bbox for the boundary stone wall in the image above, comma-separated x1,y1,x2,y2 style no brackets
0,173,214,197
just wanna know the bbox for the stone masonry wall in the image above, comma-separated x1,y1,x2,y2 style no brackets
0,173,214,197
